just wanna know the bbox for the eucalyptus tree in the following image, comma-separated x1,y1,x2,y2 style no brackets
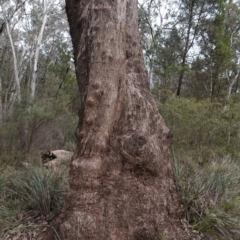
0,0,73,153
30,0,50,102
188,0,240,99
0,0,70,120
138,0,166,87
173,0,212,96
139,0,215,97
43,0,188,239
151,27,184,100
1,1,25,101
225,0,240,96
143,0,240,99
0,0,26,121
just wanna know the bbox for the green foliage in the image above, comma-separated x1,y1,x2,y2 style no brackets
140,0,240,99
150,27,184,92
211,0,232,71
159,97,240,160
0,84,78,168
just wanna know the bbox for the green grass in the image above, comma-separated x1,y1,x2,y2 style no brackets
1,96,240,239
173,153,240,239
9,166,68,216
0,164,69,232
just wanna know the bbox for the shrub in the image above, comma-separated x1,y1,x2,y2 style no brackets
0,100,77,169
159,97,240,161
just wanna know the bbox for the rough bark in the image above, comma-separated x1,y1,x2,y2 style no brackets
44,0,188,239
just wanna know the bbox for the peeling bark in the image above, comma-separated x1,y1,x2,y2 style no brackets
44,1,188,239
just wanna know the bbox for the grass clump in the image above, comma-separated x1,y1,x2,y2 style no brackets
8,166,68,216
0,164,69,231
173,154,240,239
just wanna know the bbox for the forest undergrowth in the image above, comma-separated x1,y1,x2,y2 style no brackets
160,96,240,240
0,96,240,239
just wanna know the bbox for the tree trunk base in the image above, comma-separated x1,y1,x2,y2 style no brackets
43,0,190,239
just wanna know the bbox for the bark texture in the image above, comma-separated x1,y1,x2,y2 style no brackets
45,0,188,239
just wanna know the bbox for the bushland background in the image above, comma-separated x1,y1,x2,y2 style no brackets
0,0,240,239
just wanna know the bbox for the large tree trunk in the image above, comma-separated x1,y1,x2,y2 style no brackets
45,0,188,239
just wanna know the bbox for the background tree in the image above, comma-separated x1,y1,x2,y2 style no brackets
175,0,206,96
0,0,78,156
139,0,240,100
151,27,184,101
138,0,165,87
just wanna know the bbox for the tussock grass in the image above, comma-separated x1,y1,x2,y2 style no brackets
0,176,20,231
8,166,68,216
173,154,240,239
0,164,69,231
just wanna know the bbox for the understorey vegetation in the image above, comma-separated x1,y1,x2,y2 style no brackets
1,96,240,239
159,97,240,239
